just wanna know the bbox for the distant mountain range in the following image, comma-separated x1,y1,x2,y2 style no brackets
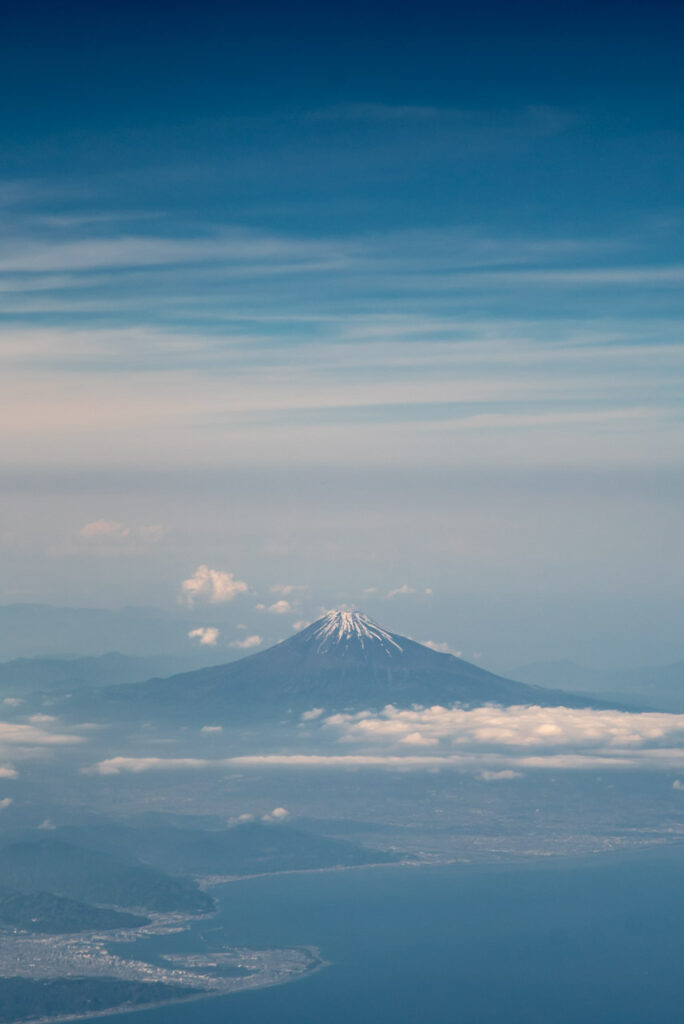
0,839,213,914
68,610,614,723
0,651,225,698
0,603,236,661
511,658,684,712
41,818,401,878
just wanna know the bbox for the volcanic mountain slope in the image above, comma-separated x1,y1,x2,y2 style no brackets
81,610,612,722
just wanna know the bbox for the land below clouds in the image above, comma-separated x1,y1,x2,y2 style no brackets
0,814,392,1023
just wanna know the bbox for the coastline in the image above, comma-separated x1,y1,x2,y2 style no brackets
199,857,428,889
5,949,328,1024
9,845,675,1024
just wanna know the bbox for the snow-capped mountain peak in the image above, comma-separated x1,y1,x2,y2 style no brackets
303,610,403,656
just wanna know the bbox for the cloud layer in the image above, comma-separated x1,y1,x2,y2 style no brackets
0,720,84,748
88,749,684,775
322,704,684,751
86,703,684,777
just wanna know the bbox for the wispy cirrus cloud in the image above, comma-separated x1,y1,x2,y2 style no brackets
269,583,306,597
0,119,682,640
0,229,343,274
80,519,130,541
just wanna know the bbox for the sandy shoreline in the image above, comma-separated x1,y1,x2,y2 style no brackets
199,856,428,889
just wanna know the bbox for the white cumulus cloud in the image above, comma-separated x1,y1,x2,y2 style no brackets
262,807,289,822
181,565,248,606
200,725,223,733
323,704,684,752
387,584,416,598
267,600,291,614
188,626,220,646
0,797,12,811
230,634,263,650
401,731,439,747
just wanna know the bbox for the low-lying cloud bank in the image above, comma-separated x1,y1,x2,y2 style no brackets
87,748,684,777
0,719,85,773
322,704,684,750
0,720,84,748
85,703,684,777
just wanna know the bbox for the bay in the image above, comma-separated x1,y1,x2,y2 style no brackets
88,848,684,1024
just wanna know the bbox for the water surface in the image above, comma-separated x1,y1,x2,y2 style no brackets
94,849,684,1024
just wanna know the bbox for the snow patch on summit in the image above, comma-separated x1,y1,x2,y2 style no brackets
307,610,403,655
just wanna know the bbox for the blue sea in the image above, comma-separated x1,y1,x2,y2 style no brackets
92,848,684,1024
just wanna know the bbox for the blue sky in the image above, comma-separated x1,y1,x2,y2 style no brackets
1,1,682,668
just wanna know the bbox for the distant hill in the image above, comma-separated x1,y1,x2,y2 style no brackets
511,658,684,712
0,840,214,914
0,651,224,698
73,610,616,724
0,887,148,933
53,819,401,878
0,602,236,662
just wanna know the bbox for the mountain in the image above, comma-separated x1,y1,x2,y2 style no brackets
0,887,148,934
0,839,214,914
73,610,612,723
511,658,684,712
52,819,400,877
